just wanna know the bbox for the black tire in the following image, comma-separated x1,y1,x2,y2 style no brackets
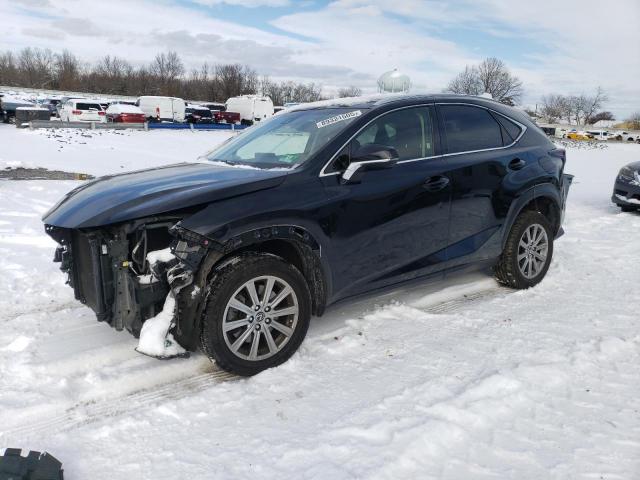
200,252,311,376
494,210,554,289
620,205,637,212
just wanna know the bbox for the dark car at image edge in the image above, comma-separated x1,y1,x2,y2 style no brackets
43,94,573,376
612,161,640,212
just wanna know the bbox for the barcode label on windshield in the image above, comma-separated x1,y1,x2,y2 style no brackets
316,110,362,129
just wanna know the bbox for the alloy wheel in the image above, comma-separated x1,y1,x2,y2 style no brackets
222,275,299,361
517,223,549,279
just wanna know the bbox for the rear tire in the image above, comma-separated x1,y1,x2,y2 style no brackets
200,253,311,376
494,211,554,289
620,205,637,212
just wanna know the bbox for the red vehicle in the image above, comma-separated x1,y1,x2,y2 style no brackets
106,104,147,123
213,110,241,124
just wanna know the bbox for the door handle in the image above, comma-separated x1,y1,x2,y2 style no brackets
508,158,526,170
423,175,450,192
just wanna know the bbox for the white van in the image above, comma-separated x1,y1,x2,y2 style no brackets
225,95,274,125
135,96,186,122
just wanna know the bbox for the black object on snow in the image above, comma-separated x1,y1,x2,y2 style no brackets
0,449,64,480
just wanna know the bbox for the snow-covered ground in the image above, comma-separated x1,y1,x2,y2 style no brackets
1,126,639,479
0,127,233,175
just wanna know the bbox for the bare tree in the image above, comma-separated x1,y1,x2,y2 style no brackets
54,50,80,90
0,51,18,85
150,51,184,96
17,47,54,88
446,58,522,105
581,86,608,124
446,66,482,96
625,112,640,130
586,111,614,125
337,86,362,98
538,88,608,126
475,58,522,105
540,94,569,123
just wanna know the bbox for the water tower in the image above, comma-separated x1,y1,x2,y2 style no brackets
377,69,411,93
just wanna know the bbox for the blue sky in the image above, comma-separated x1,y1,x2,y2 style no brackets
2,0,639,117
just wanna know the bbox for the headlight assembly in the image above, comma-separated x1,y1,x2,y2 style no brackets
619,166,635,182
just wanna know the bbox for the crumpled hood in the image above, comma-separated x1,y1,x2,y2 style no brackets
42,162,288,228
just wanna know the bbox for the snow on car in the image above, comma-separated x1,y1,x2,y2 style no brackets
105,104,146,123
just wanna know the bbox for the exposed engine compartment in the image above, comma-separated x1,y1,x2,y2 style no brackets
45,217,221,351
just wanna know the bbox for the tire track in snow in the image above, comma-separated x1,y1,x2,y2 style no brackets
420,286,512,314
0,284,513,443
0,370,237,444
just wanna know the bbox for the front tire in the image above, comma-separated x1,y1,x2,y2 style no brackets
620,205,637,212
200,253,311,376
494,211,554,289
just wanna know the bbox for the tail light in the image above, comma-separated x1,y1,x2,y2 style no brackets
98,111,105,116
72,110,82,115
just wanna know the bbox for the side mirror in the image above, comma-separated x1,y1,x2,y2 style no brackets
341,144,399,183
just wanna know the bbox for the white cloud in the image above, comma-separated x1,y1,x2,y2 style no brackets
191,0,290,6
2,0,639,118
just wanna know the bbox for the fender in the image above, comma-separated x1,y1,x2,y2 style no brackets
220,224,330,317
172,223,331,350
500,182,563,249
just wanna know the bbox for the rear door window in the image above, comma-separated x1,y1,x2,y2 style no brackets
440,104,504,154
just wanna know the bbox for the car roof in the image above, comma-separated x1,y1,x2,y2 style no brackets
288,93,532,125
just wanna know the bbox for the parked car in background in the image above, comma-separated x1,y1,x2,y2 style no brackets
213,110,241,124
554,127,569,139
43,94,573,376
185,105,214,124
106,104,146,123
611,131,640,142
56,96,85,118
110,100,137,107
539,126,555,136
566,131,594,140
59,99,107,123
612,162,640,212
39,98,61,117
200,102,226,112
585,130,613,141
226,95,274,125
0,95,35,123
136,96,186,123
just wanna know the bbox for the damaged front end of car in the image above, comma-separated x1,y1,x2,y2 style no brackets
45,217,224,354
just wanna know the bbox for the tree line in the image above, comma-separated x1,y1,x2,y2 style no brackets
0,47,329,104
538,87,611,125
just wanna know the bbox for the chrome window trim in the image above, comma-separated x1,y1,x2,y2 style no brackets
436,102,527,158
319,103,436,177
318,101,527,177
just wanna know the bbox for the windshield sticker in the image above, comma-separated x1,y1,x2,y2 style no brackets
316,110,362,129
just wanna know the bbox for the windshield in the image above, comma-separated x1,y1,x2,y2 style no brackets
206,108,364,168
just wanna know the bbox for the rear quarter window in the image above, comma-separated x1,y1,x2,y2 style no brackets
440,104,504,154
493,113,523,143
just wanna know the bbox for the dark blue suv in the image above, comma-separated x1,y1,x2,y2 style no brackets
43,94,573,375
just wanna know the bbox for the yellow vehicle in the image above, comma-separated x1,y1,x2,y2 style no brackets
566,131,594,140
